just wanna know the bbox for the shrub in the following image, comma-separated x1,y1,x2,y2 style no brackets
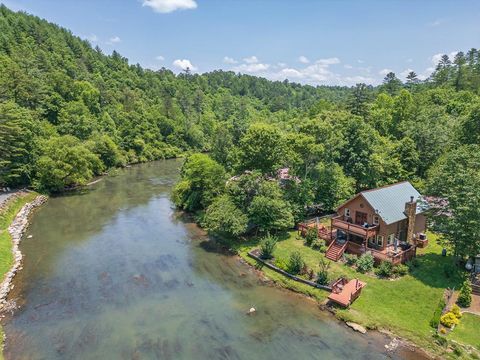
393,264,409,277
433,333,448,347
451,304,462,319
316,257,331,285
304,227,318,246
440,312,459,328
375,261,393,278
274,257,288,271
288,251,304,275
311,238,327,252
457,280,472,307
439,328,447,334
344,253,358,266
357,253,374,273
430,299,446,328
406,257,419,269
259,234,278,260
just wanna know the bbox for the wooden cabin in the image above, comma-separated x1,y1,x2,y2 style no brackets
301,181,428,264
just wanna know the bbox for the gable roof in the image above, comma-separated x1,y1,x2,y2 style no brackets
360,181,423,225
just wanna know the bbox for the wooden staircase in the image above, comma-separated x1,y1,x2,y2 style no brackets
326,241,348,262
472,282,480,295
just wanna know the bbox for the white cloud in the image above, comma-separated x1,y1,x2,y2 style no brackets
107,36,121,44
156,55,165,61
427,19,443,27
298,56,310,64
357,59,364,64
243,56,259,64
406,58,413,63
379,68,393,76
87,34,98,42
315,57,340,66
142,0,197,13
344,64,353,69
233,63,270,73
277,62,287,68
172,59,197,71
223,56,238,64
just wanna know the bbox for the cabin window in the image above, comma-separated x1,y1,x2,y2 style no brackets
387,234,395,245
344,208,350,217
373,215,379,225
376,235,384,247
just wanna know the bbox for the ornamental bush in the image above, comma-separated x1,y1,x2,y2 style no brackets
288,251,305,275
451,304,462,319
316,257,331,285
457,280,472,307
260,234,278,260
375,261,393,278
304,227,318,246
393,264,409,277
356,253,374,273
344,253,358,266
440,312,459,328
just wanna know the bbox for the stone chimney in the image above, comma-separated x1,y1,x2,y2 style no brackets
404,196,417,244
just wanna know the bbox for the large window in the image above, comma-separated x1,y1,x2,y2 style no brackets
376,235,384,247
387,234,395,245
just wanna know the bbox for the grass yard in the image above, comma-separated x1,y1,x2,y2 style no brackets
448,313,480,350
0,192,38,280
0,192,39,360
237,231,465,354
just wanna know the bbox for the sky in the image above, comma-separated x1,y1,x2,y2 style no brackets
2,0,480,86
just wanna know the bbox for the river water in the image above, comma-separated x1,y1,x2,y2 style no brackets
3,160,424,359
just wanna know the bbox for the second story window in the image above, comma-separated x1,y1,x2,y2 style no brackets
344,208,350,218
373,215,379,225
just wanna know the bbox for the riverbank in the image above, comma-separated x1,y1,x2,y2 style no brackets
0,191,47,358
235,232,477,359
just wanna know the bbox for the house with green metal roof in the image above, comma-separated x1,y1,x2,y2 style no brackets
324,181,428,264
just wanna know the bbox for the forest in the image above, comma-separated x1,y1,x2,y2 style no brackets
0,6,479,257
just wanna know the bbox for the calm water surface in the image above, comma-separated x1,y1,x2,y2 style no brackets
4,160,424,359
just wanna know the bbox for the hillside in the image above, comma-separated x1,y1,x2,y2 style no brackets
0,5,351,191
1,4,480,196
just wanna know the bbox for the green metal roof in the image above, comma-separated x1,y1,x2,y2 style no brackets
361,181,423,225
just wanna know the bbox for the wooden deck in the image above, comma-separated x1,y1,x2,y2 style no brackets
328,278,366,307
331,215,378,238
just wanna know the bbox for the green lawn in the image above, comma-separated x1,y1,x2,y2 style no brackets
0,192,39,360
238,231,465,354
0,192,38,280
448,313,480,350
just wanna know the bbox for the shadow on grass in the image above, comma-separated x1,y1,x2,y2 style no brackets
410,253,464,290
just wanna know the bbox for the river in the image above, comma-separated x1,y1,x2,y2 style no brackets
3,160,425,359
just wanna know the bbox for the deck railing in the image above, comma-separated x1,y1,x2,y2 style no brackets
331,216,379,238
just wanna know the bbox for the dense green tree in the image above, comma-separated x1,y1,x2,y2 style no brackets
313,162,355,211
238,123,286,174
203,195,248,237
381,72,403,96
0,101,35,186
427,145,480,257
172,154,226,212
34,135,103,192
248,195,294,233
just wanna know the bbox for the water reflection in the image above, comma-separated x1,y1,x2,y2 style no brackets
4,160,422,359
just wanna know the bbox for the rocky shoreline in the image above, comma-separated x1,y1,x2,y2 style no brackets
0,195,48,310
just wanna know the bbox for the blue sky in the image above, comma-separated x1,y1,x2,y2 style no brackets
2,0,480,86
